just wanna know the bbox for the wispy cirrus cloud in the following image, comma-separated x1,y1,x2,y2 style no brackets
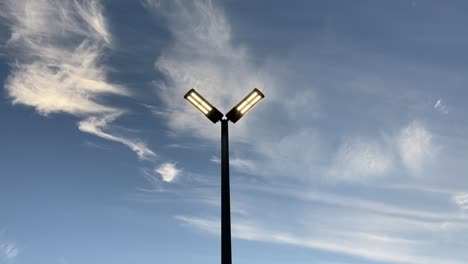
328,137,392,182
146,0,445,186
136,1,468,263
0,242,18,261
397,121,436,175
145,0,274,141
141,0,161,10
176,214,466,264
171,174,468,263
153,165,468,264
78,113,156,159
326,121,440,182
1,0,155,159
434,99,448,114
0,230,19,263
210,155,256,175
453,193,468,210
144,0,327,185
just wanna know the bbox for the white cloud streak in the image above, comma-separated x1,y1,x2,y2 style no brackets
210,156,256,174
1,0,155,159
176,215,466,264
295,190,462,222
244,184,465,222
434,99,448,114
78,114,156,159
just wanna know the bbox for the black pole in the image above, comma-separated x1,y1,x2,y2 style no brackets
221,119,232,264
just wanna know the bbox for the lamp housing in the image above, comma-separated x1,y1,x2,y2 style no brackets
184,89,223,123
226,88,264,123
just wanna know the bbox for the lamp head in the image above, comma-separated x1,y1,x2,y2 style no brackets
226,88,264,123
184,89,223,123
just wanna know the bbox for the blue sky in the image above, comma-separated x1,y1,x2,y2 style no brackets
1,0,468,263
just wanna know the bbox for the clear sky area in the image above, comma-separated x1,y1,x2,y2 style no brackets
1,0,468,263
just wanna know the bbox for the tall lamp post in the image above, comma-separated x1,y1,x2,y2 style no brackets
184,88,265,264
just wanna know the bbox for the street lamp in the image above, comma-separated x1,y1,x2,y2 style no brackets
184,88,265,264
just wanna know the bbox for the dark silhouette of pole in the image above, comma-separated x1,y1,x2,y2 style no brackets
184,88,264,264
221,119,232,264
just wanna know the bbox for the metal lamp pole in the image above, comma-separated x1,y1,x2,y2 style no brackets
184,88,264,264
221,119,231,264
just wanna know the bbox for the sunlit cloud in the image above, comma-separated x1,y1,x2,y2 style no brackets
1,0,154,159
156,163,180,183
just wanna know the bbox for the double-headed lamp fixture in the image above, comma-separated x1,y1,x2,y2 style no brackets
184,88,265,123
